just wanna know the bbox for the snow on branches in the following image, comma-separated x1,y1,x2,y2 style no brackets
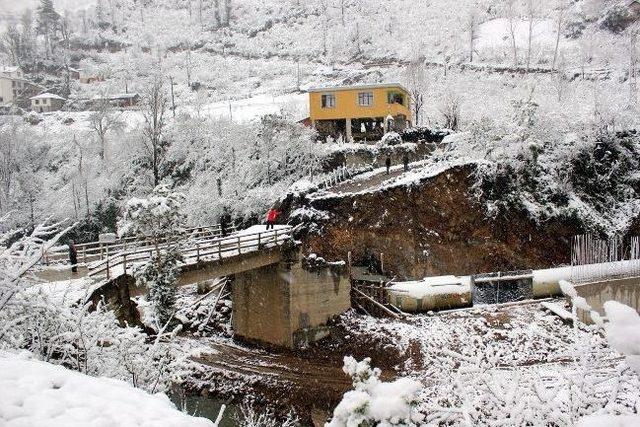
119,185,187,327
326,356,423,427
118,184,187,245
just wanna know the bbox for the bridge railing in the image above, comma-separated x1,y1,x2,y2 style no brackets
88,226,292,281
43,224,236,265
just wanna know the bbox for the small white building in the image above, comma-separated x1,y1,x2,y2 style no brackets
30,93,66,112
0,66,42,107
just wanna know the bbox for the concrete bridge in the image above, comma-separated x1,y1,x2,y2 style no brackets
80,225,351,349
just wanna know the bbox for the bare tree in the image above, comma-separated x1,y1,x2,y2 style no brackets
553,54,569,102
525,0,538,71
405,60,428,126
223,0,231,27
465,9,478,63
72,135,90,218
552,0,568,70
142,78,168,187
185,47,193,87
628,28,639,109
88,100,124,161
506,0,519,66
439,92,461,130
213,0,221,27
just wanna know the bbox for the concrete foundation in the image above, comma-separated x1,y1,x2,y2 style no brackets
574,276,640,324
232,259,351,348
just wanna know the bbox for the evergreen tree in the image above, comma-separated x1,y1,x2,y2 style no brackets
36,0,60,57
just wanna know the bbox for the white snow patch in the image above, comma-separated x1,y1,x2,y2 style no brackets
0,351,214,427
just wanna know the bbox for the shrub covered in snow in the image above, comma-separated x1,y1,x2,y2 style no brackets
379,131,403,146
326,356,423,427
438,93,640,234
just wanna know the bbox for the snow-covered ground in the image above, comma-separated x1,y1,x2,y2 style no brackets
342,300,640,425
0,351,215,427
182,92,308,123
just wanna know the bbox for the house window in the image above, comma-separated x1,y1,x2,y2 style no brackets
387,91,405,106
358,92,373,106
321,93,336,108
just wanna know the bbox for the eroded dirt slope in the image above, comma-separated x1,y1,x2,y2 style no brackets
290,164,585,279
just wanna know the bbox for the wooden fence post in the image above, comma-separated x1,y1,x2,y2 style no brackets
237,236,241,254
218,240,222,259
196,242,200,262
82,246,87,264
123,253,127,275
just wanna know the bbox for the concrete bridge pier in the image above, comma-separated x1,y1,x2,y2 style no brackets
232,253,351,349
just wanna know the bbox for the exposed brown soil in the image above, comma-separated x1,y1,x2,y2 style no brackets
185,319,408,426
296,164,585,279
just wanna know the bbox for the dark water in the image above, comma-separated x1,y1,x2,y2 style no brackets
170,392,240,426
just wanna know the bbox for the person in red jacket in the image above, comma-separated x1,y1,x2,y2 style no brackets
266,208,280,230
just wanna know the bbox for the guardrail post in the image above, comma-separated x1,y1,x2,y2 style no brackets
237,236,241,254
274,229,278,243
123,253,127,275
258,233,261,247
100,243,104,260
105,246,110,279
196,242,200,262
218,240,222,259
82,246,87,264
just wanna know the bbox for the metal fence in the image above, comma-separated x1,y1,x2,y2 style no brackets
570,234,640,283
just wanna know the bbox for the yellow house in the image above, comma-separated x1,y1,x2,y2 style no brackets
308,83,412,142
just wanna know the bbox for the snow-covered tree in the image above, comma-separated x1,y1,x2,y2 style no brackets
36,0,61,57
119,185,186,326
89,100,124,161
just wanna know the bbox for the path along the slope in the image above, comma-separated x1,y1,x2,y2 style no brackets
328,161,422,194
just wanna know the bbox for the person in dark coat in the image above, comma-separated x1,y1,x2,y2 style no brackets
403,151,410,172
68,240,78,273
385,156,391,175
219,209,231,237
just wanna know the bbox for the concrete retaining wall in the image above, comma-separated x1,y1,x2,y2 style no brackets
574,276,640,324
232,260,351,348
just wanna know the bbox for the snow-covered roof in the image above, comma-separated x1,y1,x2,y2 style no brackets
0,66,20,74
30,93,66,101
111,93,140,99
308,82,409,93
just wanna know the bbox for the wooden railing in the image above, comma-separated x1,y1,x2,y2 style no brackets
88,226,293,281
43,224,237,265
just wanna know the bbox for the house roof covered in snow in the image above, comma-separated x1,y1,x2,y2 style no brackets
30,93,66,101
0,66,20,74
308,82,409,93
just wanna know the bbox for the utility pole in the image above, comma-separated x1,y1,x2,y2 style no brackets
169,76,176,117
